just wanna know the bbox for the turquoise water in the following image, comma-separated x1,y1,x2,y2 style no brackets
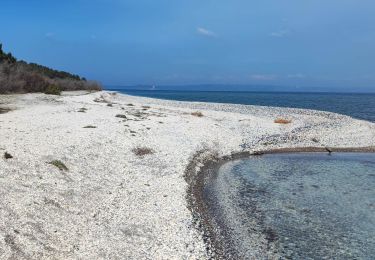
205,153,375,259
114,89,375,122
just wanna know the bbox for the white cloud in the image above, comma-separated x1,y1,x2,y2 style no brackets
197,27,217,37
270,29,290,37
45,32,55,38
287,74,305,79
250,74,277,80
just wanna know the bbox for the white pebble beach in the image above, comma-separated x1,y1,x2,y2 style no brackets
1,91,374,259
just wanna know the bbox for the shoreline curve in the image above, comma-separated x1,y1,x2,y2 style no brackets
184,147,375,259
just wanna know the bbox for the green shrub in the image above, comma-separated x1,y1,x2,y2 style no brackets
191,111,204,117
48,160,68,171
44,85,61,95
115,114,127,119
0,43,103,94
4,152,13,159
132,147,154,156
0,108,10,114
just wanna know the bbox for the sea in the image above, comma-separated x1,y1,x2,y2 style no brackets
113,89,375,122
205,153,375,259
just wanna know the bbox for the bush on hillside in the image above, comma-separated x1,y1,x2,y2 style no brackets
44,85,61,95
0,43,102,94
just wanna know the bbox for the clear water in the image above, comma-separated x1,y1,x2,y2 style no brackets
113,89,375,122
206,153,375,259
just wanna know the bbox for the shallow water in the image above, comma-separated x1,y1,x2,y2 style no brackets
205,153,375,259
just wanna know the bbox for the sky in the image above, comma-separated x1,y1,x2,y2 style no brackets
1,0,375,92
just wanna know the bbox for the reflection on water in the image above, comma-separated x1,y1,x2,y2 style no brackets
205,153,375,259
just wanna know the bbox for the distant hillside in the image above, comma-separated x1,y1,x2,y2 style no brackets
0,44,101,94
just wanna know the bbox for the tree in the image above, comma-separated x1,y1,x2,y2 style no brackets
0,43,102,93
0,43,16,63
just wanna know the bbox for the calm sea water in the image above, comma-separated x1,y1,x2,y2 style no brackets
114,89,375,122
205,153,375,259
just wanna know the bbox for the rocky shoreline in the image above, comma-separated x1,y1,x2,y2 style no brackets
1,91,374,259
185,148,375,259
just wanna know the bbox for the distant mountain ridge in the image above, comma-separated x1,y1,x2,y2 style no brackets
0,44,101,94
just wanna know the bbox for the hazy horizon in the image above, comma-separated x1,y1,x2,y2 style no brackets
1,0,375,92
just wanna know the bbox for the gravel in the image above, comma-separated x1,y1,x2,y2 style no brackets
0,91,374,259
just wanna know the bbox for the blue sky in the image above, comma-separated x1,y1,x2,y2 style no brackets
1,0,375,91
